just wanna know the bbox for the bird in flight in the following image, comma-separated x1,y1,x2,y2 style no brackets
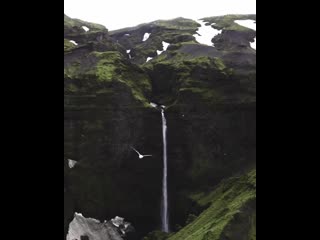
68,159,77,168
131,146,152,159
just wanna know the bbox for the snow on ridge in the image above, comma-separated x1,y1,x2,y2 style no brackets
69,40,78,46
157,41,170,55
127,50,132,59
234,20,256,49
250,37,256,50
193,20,222,47
142,33,151,41
234,19,256,31
162,41,170,51
82,26,90,32
146,57,153,62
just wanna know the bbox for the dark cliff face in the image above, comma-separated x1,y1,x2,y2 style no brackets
64,14,256,239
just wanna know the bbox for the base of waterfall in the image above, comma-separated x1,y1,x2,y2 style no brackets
67,213,135,240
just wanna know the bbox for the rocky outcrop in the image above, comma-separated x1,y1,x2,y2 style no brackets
67,213,134,240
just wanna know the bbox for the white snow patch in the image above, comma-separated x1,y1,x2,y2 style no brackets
193,20,222,47
124,34,130,36
146,57,153,62
234,19,256,31
157,41,170,55
162,41,170,51
69,40,78,46
142,33,151,41
126,50,132,59
250,37,256,50
82,26,90,32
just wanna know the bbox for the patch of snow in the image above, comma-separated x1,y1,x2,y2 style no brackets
193,20,222,47
250,37,256,50
126,50,132,59
146,57,153,62
162,41,170,51
82,26,90,32
142,33,151,41
157,41,170,55
124,34,130,36
234,19,256,31
69,40,78,46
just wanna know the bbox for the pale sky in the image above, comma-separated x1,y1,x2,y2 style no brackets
64,0,256,31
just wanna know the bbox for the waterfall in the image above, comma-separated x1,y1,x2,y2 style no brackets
149,102,170,232
161,108,169,232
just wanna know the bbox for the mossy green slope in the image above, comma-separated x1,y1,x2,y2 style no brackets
64,50,151,107
110,17,199,64
168,169,256,240
64,14,107,33
202,14,256,31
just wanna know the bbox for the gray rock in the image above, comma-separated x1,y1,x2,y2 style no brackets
67,213,134,240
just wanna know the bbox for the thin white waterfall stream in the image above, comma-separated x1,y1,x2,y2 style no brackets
161,108,169,232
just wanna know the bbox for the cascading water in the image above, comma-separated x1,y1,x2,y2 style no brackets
161,107,169,233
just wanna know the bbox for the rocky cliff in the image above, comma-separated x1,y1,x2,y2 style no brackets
64,13,256,239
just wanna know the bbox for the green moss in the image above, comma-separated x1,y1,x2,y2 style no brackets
65,50,152,107
64,39,76,52
168,170,256,240
143,231,172,240
213,57,226,71
248,211,256,240
110,17,198,35
202,14,256,32
64,14,107,32
65,83,79,93
153,17,199,31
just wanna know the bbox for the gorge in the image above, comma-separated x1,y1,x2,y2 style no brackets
64,13,256,240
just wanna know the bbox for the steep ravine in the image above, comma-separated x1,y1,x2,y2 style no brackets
64,14,256,240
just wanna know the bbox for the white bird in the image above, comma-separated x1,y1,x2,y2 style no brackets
68,159,77,168
131,147,152,159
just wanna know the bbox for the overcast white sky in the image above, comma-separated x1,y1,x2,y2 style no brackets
64,0,256,30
